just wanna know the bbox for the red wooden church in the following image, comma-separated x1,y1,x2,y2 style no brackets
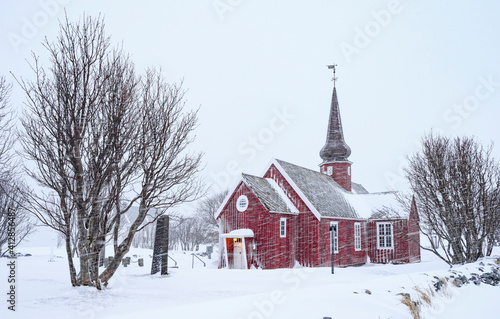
215,69,420,269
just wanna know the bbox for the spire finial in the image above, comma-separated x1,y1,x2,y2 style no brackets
327,64,338,87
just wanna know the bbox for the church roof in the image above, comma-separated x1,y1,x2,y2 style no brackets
351,182,369,194
273,159,407,220
319,86,351,163
275,159,358,218
242,173,298,214
343,191,407,219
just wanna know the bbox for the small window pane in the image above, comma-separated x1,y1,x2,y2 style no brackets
280,219,286,237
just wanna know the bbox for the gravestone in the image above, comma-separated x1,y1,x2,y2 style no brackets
122,257,131,267
151,215,170,275
206,245,213,259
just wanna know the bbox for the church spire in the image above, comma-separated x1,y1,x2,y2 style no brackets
319,65,351,163
319,65,352,191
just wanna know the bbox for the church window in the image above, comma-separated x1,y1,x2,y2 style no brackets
330,222,339,253
236,195,249,212
377,222,393,249
280,218,287,238
354,223,361,251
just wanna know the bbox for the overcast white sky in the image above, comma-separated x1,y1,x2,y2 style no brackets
2,0,500,216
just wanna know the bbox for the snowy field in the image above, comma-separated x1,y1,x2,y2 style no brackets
1,246,499,319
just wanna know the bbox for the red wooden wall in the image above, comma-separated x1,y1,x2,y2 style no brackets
367,219,410,264
217,182,296,269
319,218,367,267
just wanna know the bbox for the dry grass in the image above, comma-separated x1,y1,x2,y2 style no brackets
414,286,432,306
401,276,458,318
400,293,421,319
438,277,453,298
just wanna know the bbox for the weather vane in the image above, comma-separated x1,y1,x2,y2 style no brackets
327,64,338,86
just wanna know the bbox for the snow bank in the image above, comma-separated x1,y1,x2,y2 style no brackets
1,246,499,319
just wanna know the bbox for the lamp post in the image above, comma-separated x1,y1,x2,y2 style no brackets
329,224,336,274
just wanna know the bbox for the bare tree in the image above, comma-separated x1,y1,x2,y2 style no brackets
405,133,500,265
0,174,34,256
171,216,210,251
0,76,14,168
197,190,227,228
195,190,227,244
0,76,34,256
17,14,203,289
131,221,156,249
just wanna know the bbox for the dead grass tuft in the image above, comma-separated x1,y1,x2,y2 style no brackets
414,286,432,306
400,293,421,319
439,277,453,298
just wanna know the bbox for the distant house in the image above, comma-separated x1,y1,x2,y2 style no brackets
215,74,420,269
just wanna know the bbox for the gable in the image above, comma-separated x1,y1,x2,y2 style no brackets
214,173,298,220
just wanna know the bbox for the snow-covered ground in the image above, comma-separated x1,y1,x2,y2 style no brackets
1,246,499,319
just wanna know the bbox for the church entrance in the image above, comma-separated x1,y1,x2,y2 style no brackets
233,238,244,269
221,229,254,269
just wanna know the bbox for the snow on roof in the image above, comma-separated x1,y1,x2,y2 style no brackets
274,159,358,219
220,229,255,238
344,191,407,219
351,182,369,194
265,178,299,213
242,173,297,214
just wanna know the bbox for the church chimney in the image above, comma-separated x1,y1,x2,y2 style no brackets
319,65,352,191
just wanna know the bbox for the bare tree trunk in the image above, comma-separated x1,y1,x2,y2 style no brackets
65,228,78,287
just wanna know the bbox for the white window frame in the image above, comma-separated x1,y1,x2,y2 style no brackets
327,166,333,175
376,222,393,249
280,218,287,238
354,222,361,251
330,221,339,253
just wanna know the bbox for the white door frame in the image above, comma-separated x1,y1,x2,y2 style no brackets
222,237,248,269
